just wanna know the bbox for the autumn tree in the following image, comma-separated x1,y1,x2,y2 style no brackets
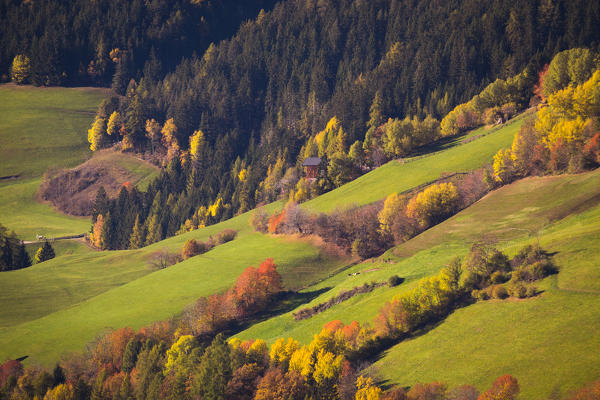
107,111,122,139
143,118,160,154
87,116,107,151
406,182,460,227
355,375,382,400
161,118,180,161
478,375,519,400
11,55,31,84
181,239,202,259
190,129,206,164
378,192,405,235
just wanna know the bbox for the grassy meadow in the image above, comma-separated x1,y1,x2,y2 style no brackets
1,93,598,399
0,85,158,239
236,169,600,398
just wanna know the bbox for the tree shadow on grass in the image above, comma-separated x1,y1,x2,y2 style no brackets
227,287,333,335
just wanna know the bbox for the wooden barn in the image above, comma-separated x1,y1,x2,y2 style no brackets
302,157,321,180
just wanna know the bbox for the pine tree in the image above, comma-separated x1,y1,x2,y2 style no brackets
35,241,55,263
145,214,162,245
12,243,31,269
92,187,109,224
129,215,145,249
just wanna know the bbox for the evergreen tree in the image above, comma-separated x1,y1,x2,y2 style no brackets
35,241,55,264
129,215,145,249
192,334,232,399
12,243,31,270
92,187,110,224
145,214,162,245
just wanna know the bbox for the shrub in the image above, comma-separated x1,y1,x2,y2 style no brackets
474,289,489,301
216,229,237,244
491,285,509,299
526,285,538,298
182,239,201,259
388,275,403,287
508,282,527,299
250,207,269,232
490,271,508,284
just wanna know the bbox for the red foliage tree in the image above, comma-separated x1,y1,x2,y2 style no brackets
478,375,520,400
268,210,286,234
0,360,23,387
533,64,549,102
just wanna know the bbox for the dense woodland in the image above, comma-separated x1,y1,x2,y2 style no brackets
70,0,600,250
0,0,277,87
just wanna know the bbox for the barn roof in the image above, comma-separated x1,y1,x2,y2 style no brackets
302,157,321,166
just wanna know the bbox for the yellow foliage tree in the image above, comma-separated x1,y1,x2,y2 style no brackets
269,337,299,367
190,129,206,161
87,116,107,151
144,118,161,153
406,182,459,227
90,214,104,248
11,55,31,84
535,69,600,149
288,346,315,379
355,376,382,400
164,335,196,375
107,111,122,137
312,349,344,394
43,383,75,400
492,148,515,183
377,192,406,234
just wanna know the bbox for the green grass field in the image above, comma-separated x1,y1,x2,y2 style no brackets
0,109,542,367
0,85,158,239
304,112,530,212
2,98,598,398
0,84,108,179
0,201,351,365
236,169,600,398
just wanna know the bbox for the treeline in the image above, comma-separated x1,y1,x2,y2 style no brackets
256,169,490,259
0,246,585,400
491,49,600,182
81,0,600,250
1,0,275,87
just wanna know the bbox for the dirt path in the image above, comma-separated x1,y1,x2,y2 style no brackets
22,234,85,245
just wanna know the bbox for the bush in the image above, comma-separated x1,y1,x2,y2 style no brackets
491,285,509,299
250,207,269,232
216,229,237,244
182,239,201,259
388,275,403,287
490,271,508,284
508,282,528,299
526,285,538,298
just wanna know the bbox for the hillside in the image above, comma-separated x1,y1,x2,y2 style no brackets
0,112,526,366
0,85,158,240
235,169,600,398
304,112,528,212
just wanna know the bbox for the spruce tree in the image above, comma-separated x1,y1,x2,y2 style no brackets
35,241,55,264
129,215,145,249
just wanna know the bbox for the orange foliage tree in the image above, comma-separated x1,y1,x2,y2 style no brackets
478,374,519,400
